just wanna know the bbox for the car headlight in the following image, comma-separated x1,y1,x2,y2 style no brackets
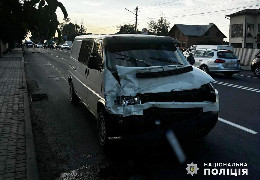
116,96,141,105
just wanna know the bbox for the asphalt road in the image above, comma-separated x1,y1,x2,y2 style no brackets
24,47,260,180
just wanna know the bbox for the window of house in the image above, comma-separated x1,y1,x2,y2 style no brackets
231,43,242,48
246,43,253,49
231,24,243,38
247,24,254,37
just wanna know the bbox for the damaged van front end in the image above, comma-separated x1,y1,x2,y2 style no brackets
104,65,219,139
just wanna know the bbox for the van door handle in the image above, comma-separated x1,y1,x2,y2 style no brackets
85,68,89,76
70,65,76,70
199,59,202,61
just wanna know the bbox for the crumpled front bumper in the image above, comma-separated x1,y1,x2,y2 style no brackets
106,107,218,139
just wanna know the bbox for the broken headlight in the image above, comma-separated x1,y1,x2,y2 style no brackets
209,83,219,103
116,96,141,105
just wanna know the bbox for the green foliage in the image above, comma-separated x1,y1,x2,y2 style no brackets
148,17,170,36
117,24,136,34
59,21,87,41
0,0,26,43
0,0,68,43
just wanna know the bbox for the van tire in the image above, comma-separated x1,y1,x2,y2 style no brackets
98,109,109,147
200,65,209,74
70,85,80,104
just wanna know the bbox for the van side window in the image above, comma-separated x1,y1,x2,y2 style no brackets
78,40,93,64
87,41,103,70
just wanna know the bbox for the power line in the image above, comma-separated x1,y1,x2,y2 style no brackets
125,6,139,33
139,2,258,22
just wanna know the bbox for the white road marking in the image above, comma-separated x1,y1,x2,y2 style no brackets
218,118,258,135
227,84,234,86
213,81,260,93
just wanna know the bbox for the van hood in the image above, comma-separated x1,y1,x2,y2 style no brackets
114,65,214,96
104,65,216,116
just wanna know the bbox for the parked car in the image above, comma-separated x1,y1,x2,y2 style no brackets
55,44,62,49
193,49,240,77
67,34,219,147
61,44,71,50
36,43,43,48
251,51,260,77
183,49,195,58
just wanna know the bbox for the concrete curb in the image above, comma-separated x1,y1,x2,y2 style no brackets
21,54,39,180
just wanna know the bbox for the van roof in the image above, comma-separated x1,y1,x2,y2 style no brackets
74,34,180,44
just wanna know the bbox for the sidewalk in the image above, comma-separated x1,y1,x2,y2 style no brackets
0,49,38,180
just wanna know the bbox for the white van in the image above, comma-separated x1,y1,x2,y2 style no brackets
68,34,219,147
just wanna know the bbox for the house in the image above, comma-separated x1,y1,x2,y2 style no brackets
169,23,226,49
226,9,260,49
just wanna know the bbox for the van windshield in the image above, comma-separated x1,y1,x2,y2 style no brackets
105,43,188,71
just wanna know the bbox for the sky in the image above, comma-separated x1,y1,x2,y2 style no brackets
56,0,260,41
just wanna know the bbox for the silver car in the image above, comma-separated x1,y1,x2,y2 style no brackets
194,49,240,77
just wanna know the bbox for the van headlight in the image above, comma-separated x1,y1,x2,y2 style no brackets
116,96,141,105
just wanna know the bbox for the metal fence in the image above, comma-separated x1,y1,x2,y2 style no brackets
233,48,259,66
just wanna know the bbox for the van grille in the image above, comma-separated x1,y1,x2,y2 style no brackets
139,84,216,103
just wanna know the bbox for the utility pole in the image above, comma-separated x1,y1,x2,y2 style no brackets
125,6,139,33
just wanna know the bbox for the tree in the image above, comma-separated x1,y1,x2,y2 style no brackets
117,24,136,34
23,0,68,41
60,21,87,41
0,0,26,43
148,17,170,36
0,0,68,44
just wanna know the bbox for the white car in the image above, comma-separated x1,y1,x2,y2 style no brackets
193,49,240,77
36,44,43,48
61,44,71,50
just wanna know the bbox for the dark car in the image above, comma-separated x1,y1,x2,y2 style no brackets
251,51,260,77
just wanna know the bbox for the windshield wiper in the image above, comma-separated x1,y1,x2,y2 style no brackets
114,52,151,67
149,57,183,65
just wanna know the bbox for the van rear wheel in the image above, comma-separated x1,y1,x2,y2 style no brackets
70,85,80,104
